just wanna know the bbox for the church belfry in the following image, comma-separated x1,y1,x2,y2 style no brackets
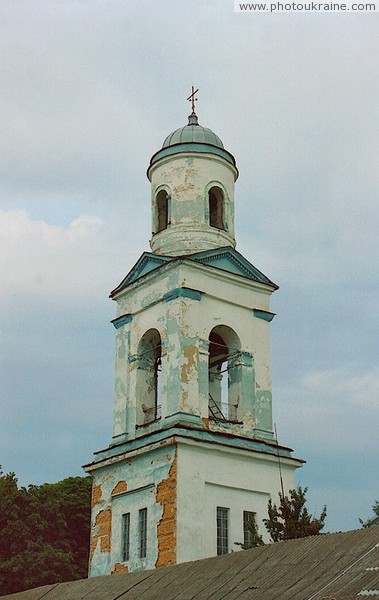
148,110,237,256
84,93,303,575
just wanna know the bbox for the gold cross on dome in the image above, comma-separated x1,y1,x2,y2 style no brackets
187,86,199,114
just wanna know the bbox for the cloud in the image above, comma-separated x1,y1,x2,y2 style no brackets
0,2,158,204
275,363,379,455
0,209,105,305
302,367,379,409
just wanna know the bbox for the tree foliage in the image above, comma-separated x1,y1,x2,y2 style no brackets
360,500,379,528
263,486,327,543
0,467,92,594
235,516,265,550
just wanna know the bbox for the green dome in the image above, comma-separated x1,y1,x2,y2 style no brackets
148,113,237,172
162,114,224,149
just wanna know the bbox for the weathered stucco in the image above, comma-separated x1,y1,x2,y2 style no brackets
92,483,102,506
111,563,129,574
155,455,177,568
90,508,112,561
87,446,177,576
181,345,198,384
149,154,237,256
112,481,128,496
109,257,277,444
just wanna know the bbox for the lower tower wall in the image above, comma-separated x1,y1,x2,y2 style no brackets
88,445,177,577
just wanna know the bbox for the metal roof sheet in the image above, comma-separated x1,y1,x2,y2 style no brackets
2,527,379,600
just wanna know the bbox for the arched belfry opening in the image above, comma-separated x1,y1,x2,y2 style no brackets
208,186,225,230
136,328,162,426
155,189,169,233
208,325,242,422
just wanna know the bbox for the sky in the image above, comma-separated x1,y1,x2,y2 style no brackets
0,0,378,534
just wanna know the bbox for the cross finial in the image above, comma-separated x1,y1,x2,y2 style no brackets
187,86,199,115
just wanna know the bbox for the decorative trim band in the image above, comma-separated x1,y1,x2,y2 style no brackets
163,287,202,302
111,482,154,499
252,309,276,322
112,314,133,329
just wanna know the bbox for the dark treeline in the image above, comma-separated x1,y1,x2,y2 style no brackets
0,468,92,594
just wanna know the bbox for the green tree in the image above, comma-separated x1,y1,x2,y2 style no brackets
235,516,265,550
0,471,31,564
263,486,327,542
0,467,92,594
360,500,379,528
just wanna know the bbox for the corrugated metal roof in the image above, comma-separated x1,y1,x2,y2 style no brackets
2,527,379,600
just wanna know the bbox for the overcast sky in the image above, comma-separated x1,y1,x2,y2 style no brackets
1,0,378,534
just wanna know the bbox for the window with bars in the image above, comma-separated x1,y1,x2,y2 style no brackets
139,507,147,559
121,513,130,562
243,510,256,548
217,506,229,555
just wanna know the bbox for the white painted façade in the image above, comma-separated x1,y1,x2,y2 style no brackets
83,105,304,576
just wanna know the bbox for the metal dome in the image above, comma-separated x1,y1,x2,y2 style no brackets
148,113,237,173
162,114,224,149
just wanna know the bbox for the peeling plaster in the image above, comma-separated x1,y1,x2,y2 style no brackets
112,563,129,574
92,483,102,507
149,156,236,256
111,481,128,496
156,455,177,568
181,345,198,384
90,508,112,561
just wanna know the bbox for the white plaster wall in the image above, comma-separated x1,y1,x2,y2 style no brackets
110,483,157,572
112,261,276,440
148,154,238,256
114,262,271,318
88,445,176,576
176,440,298,564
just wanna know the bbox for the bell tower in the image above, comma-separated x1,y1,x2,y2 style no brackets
149,110,237,256
84,94,303,576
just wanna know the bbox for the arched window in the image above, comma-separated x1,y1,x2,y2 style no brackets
155,190,169,233
208,186,225,230
136,329,162,426
208,326,241,422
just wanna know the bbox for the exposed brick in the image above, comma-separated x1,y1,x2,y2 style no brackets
111,480,128,496
112,563,129,574
92,483,102,506
90,508,112,561
155,455,177,568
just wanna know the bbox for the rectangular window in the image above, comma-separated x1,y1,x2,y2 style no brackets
139,507,147,559
217,506,229,555
121,513,130,562
243,510,256,548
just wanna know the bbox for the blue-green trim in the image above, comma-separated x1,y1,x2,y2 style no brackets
112,314,133,329
164,412,204,428
189,247,279,289
253,309,276,322
163,287,202,302
111,247,278,297
148,142,237,170
240,351,253,367
85,424,304,470
110,252,171,297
